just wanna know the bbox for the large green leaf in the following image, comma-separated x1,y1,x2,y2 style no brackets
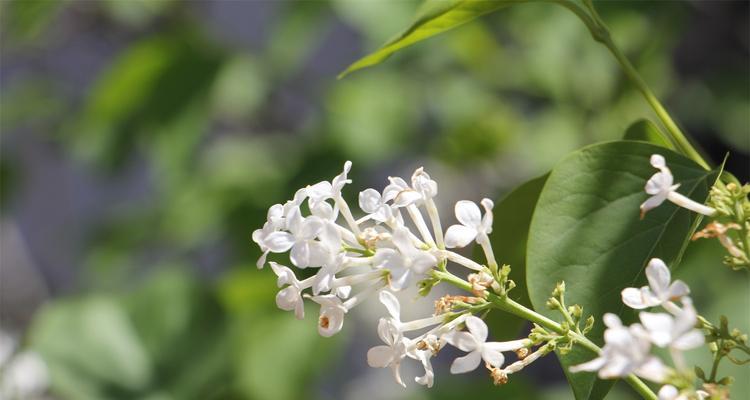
526,141,717,399
483,173,548,339
338,0,517,78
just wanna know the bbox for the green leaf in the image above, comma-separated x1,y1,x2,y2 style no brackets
29,297,153,397
526,141,717,399
482,173,547,339
338,0,515,78
623,119,674,150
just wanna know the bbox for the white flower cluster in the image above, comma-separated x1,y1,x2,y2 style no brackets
570,258,707,399
252,162,528,387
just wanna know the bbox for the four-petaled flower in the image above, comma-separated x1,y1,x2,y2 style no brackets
446,316,528,374
270,262,305,319
375,227,437,290
444,199,494,248
367,318,409,387
570,314,667,382
309,294,348,337
621,258,689,313
639,299,704,351
640,154,716,218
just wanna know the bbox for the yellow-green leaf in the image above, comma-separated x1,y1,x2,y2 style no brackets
338,0,518,78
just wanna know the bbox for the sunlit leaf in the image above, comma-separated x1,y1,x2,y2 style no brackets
338,0,515,78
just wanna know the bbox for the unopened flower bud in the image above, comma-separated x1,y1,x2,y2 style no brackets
515,347,530,360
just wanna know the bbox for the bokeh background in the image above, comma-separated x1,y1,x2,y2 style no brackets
1,0,748,399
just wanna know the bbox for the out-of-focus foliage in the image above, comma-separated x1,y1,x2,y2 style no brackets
0,0,747,399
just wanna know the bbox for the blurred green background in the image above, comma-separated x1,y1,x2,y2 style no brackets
0,0,748,399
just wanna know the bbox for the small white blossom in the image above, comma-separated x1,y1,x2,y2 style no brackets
410,168,438,201
621,258,690,312
306,161,352,208
309,294,348,337
444,199,493,248
446,316,528,374
375,227,437,291
570,314,667,382
639,299,704,351
367,318,409,387
270,262,305,319
383,177,421,207
359,188,395,223
640,154,716,218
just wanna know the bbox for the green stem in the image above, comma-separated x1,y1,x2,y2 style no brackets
550,0,711,170
708,340,723,382
432,269,658,400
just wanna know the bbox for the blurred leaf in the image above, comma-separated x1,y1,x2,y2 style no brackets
1,0,62,42
327,72,417,164
482,173,547,339
72,30,224,168
211,55,268,122
332,0,418,42
623,119,674,149
124,268,230,400
101,0,176,28
526,141,717,399
29,296,152,396
339,0,514,78
233,313,343,400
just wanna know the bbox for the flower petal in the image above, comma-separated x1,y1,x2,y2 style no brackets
455,200,481,228
444,225,477,248
667,280,690,300
379,291,401,320
672,330,704,351
569,356,607,373
634,356,667,383
645,258,671,298
264,232,295,252
446,331,477,352
481,347,505,368
359,189,382,214
622,287,649,309
449,351,482,374
367,346,394,368
465,316,488,342
650,154,666,169
639,312,673,347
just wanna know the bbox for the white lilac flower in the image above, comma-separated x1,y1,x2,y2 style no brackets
359,188,395,224
410,168,438,201
309,294,349,337
444,199,494,248
284,211,331,268
367,318,409,387
640,154,716,218
383,176,422,207
446,316,529,374
270,262,306,319
639,299,704,351
621,258,690,313
570,314,667,382
306,161,352,207
375,227,437,291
